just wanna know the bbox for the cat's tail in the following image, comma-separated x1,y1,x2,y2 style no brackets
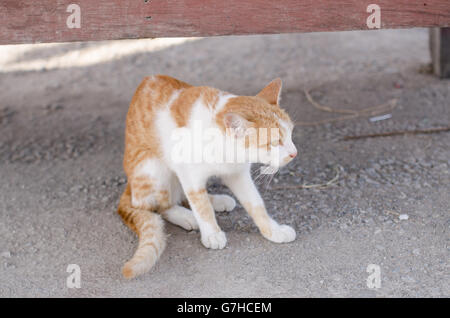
117,184,166,279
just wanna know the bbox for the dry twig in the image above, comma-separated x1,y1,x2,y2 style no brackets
342,127,450,141
271,165,343,190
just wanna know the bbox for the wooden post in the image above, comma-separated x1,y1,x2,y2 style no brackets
430,27,450,78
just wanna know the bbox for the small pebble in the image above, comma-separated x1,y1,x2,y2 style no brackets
3,262,15,269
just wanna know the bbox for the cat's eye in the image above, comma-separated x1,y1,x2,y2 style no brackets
271,139,280,147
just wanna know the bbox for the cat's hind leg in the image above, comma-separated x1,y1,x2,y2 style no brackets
161,205,198,231
209,194,236,212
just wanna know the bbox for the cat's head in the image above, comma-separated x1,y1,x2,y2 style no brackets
218,78,297,168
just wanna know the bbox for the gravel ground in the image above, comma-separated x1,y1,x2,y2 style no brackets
0,29,449,297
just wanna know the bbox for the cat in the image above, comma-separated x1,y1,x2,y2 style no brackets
117,75,298,278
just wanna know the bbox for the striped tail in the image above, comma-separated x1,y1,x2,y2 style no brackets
117,185,166,279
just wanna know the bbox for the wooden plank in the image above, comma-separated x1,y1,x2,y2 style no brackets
1,0,450,45
430,27,450,78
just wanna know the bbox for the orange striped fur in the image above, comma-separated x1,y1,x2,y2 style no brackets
117,75,297,278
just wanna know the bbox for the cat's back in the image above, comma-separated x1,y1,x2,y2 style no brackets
124,75,224,159
125,75,191,141
124,75,192,171
128,75,191,115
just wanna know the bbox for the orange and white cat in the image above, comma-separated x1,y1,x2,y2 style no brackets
118,75,297,278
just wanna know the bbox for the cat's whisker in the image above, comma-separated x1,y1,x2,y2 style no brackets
264,170,277,193
254,175,265,185
256,169,273,185
251,168,261,178
257,172,270,188
253,169,267,183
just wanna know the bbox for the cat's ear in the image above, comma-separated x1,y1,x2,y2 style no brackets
223,113,253,138
257,78,282,105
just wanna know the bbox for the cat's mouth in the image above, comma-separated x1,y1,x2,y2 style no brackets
264,154,297,171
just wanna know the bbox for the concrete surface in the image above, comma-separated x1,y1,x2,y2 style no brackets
0,29,449,297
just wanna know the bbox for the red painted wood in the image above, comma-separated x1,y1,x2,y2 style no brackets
1,0,449,45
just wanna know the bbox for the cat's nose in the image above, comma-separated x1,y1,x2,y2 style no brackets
289,152,297,158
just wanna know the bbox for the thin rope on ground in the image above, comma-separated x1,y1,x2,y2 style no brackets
271,165,343,190
296,88,398,126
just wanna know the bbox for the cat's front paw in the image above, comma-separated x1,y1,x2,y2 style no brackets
265,223,296,243
210,194,236,212
201,231,227,249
